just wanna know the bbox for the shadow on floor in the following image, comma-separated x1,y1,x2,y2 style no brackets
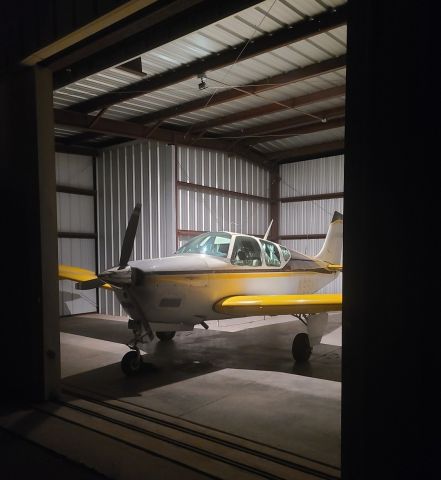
61,314,341,399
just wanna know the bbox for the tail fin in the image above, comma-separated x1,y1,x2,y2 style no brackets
314,211,343,264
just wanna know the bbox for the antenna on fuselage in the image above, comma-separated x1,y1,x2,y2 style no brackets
263,219,273,240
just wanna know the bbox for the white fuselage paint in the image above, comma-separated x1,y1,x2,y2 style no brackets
113,253,338,330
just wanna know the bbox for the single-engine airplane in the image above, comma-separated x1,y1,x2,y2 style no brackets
59,204,343,375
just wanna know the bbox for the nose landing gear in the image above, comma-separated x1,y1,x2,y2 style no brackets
121,349,142,376
121,317,154,376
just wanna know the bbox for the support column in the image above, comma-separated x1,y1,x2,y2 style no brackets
0,66,60,402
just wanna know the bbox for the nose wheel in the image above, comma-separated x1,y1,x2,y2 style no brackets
121,349,142,376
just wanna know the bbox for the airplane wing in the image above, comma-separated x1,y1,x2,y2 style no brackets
326,264,343,272
214,294,342,316
58,264,111,289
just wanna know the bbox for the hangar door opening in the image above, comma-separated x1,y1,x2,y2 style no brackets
58,140,343,477
53,0,346,476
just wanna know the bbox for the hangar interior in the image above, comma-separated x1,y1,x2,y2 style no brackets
4,1,346,478
2,0,437,478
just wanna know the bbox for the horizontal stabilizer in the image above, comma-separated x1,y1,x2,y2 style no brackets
214,294,342,316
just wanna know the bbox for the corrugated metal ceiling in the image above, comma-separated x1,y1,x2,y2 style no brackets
54,0,346,158
254,125,345,152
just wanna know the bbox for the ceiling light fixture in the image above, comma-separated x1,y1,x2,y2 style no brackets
198,72,208,90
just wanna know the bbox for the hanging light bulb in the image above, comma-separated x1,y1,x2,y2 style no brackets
197,72,207,90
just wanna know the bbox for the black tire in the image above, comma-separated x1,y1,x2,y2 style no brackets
156,331,176,342
121,350,142,376
292,333,312,362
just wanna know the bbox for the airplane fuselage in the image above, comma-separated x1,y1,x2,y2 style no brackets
113,250,338,330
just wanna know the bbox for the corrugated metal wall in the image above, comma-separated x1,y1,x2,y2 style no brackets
96,141,270,314
279,155,344,293
56,152,97,315
96,140,339,311
96,140,176,315
177,146,270,246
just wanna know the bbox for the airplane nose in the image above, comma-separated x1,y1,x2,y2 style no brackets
98,266,132,286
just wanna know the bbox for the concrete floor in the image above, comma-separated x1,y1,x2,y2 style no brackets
0,428,108,479
60,313,342,469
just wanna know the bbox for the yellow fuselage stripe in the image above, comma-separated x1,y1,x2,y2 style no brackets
152,270,331,282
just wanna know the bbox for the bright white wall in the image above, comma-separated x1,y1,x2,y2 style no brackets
279,155,344,294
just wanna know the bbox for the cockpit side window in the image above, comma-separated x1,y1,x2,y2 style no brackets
261,240,281,267
176,233,231,257
231,236,262,266
280,246,291,262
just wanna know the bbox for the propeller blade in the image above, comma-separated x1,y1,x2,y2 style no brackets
75,278,105,290
119,203,141,269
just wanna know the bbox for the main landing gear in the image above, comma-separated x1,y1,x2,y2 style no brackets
292,333,312,362
156,331,176,342
291,312,329,362
291,313,314,363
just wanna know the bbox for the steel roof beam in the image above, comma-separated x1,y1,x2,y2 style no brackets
267,139,345,163
244,116,345,146
230,106,345,139
52,0,264,89
124,55,346,126
54,108,267,166
192,85,346,133
68,6,347,113
61,56,346,148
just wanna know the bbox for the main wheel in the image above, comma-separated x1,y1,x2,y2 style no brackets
121,350,142,376
292,333,312,362
156,331,176,342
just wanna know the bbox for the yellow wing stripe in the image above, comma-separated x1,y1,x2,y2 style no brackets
327,264,343,272
214,294,342,316
58,264,111,289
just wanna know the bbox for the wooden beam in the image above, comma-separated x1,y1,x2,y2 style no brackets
52,1,263,88
192,85,346,133
69,7,347,113
178,181,269,203
121,55,346,127
280,192,344,203
268,140,345,162
22,0,160,66
245,117,345,145
54,109,267,166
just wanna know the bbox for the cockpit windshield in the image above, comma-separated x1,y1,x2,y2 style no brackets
176,233,232,257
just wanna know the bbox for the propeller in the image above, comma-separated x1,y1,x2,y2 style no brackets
76,278,104,290
119,203,141,269
75,203,142,290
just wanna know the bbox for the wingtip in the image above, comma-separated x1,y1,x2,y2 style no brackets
331,211,343,222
